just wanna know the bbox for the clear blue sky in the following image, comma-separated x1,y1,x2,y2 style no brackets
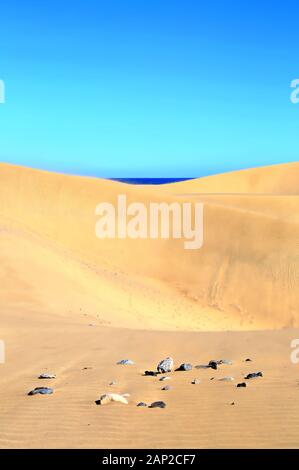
0,0,298,177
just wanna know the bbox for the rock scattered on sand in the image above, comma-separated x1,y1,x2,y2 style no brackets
157,357,174,374
218,359,233,365
175,363,192,371
117,359,134,365
95,393,129,405
137,402,147,407
231,402,235,405
208,360,218,370
38,373,56,379
245,358,252,362
162,385,171,391
109,381,117,386
195,359,232,370
218,376,234,382
144,370,158,376
28,387,53,396
191,379,200,385
159,376,171,381
149,401,166,409
245,372,263,380
237,382,247,388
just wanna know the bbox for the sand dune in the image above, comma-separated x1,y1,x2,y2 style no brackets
0,162,299,448
0,162,298,330
161,162,299,195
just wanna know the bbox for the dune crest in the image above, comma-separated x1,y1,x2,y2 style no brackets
161,162,299,195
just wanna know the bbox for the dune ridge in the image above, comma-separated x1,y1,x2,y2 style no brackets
161,162,299,194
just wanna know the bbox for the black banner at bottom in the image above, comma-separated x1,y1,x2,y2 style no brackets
0,449,298,466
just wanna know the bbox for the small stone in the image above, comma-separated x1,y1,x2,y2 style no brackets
231,402,235,405
117,359,134,366
38,373,56,379
157,357,174,374
244,372,263,380
161,385,171,391
208,360,218,370
191,379,200,385
219,376,234,382
144,370,158,376
237,382,247,388
159,376,171,381
218,359,233,365
137,402,147,407
95,393,128,405
149,401,166,409
28,387,53,396
109,381,117,386
175,363,192,371
245,358,252,362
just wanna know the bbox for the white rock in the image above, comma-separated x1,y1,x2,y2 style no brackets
218,376,234,382
97,393,129,405
157,357,174,373
38,373,56,379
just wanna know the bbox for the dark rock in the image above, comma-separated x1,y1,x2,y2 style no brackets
143,370,159,376
208,360,218,370
244,372,263,380
28,387,53,396
137,402,147,407
245,358,252,362
161,385,171,391
157,357,174,374
149,401,166,409
231,402,235,405
195,359,231,369
175,363,192,371
237,382,247,388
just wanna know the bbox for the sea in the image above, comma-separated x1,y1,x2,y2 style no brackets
110,178,195,185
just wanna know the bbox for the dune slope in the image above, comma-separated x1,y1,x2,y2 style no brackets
0,162,299,330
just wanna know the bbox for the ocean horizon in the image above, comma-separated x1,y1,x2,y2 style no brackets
110,177,195,185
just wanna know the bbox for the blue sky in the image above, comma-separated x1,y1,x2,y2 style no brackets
0,0,298,177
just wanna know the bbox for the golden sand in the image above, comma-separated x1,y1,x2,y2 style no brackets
0,162,298,448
